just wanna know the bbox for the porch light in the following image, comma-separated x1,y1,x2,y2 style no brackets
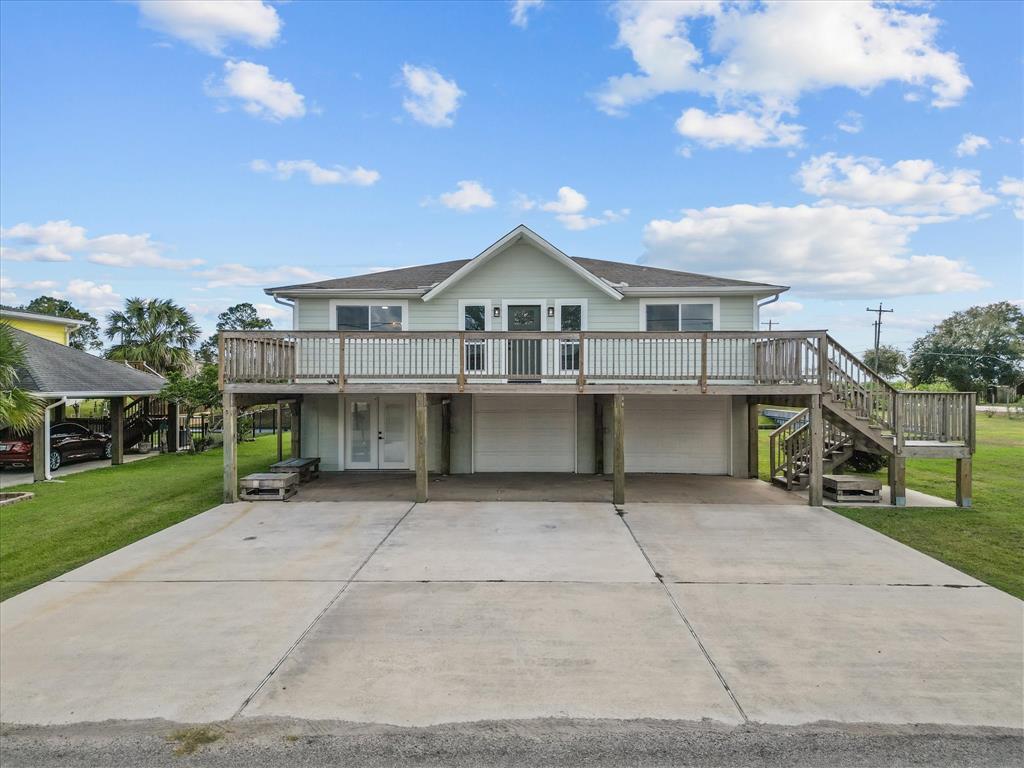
493,306,501,318
547,306,555,318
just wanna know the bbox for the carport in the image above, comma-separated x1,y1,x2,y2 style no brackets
7,327,165,481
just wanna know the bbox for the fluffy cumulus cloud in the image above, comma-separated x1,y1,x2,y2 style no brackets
510,0,544,28
1,220,200,269
207,60,305,121
195,263,328,289
136,0,281,56
523,186,630,230
595,1,970,149
998,177,1024,220
955,133,991,157
250,159,380,186
438,180,496,211
640,203,986,298
675,108,803,150
796,153,999,217
400,64,463,127
2,276,123,313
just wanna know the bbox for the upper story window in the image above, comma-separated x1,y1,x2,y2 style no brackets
463,304,486,331
560,304,582,332
644,301,716,332
336,304,403,332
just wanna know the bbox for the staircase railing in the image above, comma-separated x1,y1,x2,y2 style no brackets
769,407,854,489
824,335,897,432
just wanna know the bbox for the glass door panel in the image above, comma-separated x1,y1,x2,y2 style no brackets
345,398,377,469
508,304,542,379
379,396,410,469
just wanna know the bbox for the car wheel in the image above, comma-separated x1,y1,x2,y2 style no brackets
103,442,112,459
49,450,62,471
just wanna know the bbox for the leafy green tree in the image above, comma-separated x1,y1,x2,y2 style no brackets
197,302,274,363
0,322,43,434
19,296,102,351
105,298,201,374
908,302,1024,392
862,344,908,378
158,364,220,452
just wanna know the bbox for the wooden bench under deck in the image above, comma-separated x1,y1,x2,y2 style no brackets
823,474,882,504
241,472,299,501
268,457,321,482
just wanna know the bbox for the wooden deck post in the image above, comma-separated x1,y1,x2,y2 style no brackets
956,458,972,508
275,401,284,462
290,400,301,459
888,455,906,507
612,393,625,506
223,391,238,502
747,399,759,479
415,392,428,502
110,396,125,466
808,394,823,506
166,401,178,453
32,415,47,482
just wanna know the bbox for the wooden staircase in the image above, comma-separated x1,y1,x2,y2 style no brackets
123,396,164,450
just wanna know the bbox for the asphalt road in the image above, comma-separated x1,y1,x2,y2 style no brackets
2,718,1021,768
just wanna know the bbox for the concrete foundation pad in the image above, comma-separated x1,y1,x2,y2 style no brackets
0,580,342,724
357,502,654,582
244,582,743,726
60,501,412,582
626,504,984,585
671,583,1024,728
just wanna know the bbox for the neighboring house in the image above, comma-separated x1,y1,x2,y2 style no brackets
0,306,87,346
219,225,975,506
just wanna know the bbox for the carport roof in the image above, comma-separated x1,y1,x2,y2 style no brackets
8,326,165,397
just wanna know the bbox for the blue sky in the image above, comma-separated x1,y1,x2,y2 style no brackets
1,0,1021,354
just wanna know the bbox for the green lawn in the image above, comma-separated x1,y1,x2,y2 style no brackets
0,434,284,602
758,415,1024,599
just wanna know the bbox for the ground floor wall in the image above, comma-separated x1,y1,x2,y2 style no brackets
299,393,751,477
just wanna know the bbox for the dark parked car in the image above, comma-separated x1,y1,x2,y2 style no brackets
0,422,112,471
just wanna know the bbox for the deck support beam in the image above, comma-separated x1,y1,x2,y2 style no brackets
612,394,625,506
223,391,237,502
290,400,301,459
888,456,906,507
440,398,451,476
110,396,125,466
747,400,760,479
166,401,178,453
594,397,605,475
808,394,823,506
956,457,972,508
415,392,428,503
32,416,47,482
275,401,284,463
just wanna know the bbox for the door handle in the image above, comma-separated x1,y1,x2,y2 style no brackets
378,431,383,440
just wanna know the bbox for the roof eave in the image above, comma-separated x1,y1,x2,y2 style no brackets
0,310,89,327
619,285,789,296
266,288,428,299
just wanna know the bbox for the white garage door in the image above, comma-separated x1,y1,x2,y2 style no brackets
474,395,575,472
625,396,729,473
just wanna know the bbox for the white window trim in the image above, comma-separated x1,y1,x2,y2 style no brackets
500,299,549,331
329,298,409,331
554,299,588,331
639,297,720,331
457,299,493,331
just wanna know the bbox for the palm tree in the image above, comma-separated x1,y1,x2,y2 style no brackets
0,322,43,434
105,298,201,374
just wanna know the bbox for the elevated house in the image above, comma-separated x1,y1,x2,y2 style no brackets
219,226,975,506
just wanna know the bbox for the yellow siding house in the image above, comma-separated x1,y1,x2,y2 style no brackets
0,306,87,345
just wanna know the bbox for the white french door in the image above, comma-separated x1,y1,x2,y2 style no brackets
344,395,411,469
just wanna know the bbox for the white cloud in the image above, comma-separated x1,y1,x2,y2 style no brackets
675,108,803,150
207,60,305,121
0,276,60,304
136,0,281,56
797,154,998,217
641,203,986,298
998,177,1024,220
510,0,544,28
955,133,991,157
522,186,629,230
836,110,863,134
56,280,123,313
541,186,589,215
595,2,970,149
253,302,292,322
438,180,496,212
400,64,463,127
195,263,328,289
1,219,200,269
251,159,380,186
767,300,804,316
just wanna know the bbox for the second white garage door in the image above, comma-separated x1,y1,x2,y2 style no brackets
474,395,575,472
625,396,729,474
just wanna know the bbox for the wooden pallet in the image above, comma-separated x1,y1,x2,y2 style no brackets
823,474,882,503
268,457,321,483
240,472,298,501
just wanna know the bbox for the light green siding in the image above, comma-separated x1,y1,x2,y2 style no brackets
292,243,759,332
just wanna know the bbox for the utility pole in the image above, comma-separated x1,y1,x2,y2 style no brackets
760,319,779,331
865,302,894,368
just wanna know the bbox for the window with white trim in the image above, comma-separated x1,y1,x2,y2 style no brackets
335,304,403,332
644,302,715,331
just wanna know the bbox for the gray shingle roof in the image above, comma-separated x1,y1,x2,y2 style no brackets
267,256,783,293
8,326,165,397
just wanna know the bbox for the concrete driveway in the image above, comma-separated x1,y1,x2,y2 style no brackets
2,500,1021,733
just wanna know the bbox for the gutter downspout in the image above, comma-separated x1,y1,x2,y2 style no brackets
273,295,296,329
43,397,67,481
756,293,781,328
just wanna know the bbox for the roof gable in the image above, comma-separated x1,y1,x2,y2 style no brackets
421,225,623,302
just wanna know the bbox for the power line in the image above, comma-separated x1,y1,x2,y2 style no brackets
865,302,894,364
760,319,779,331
